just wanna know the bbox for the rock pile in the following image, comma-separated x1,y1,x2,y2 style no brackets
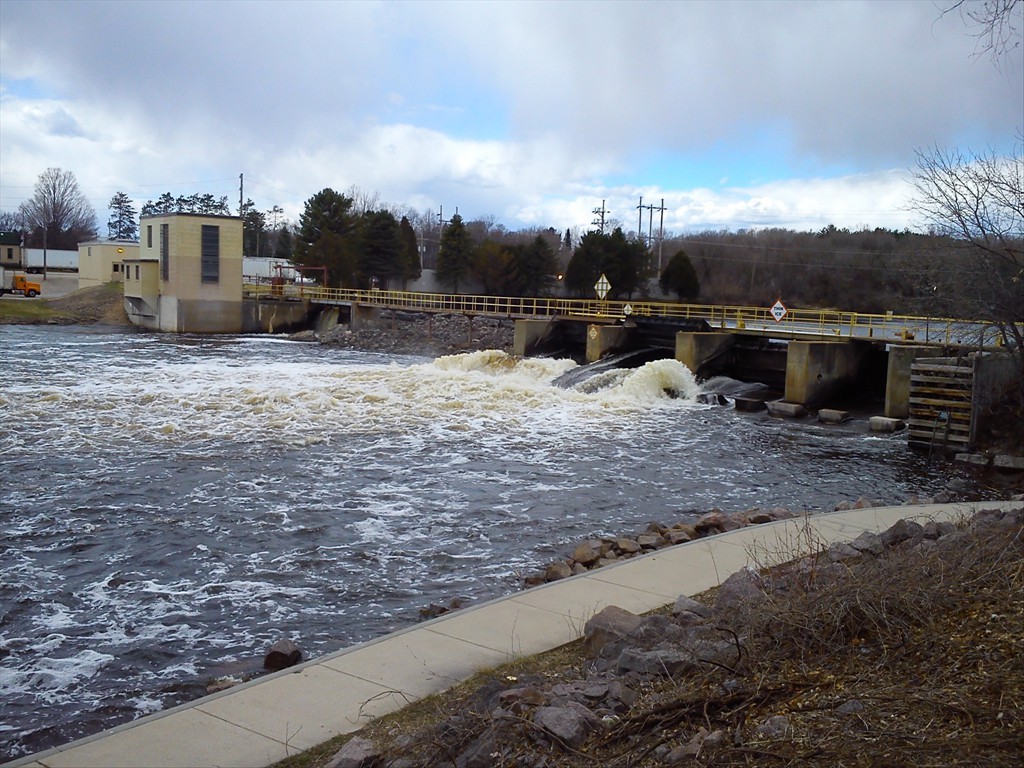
524,492,977,588
306,313,515,358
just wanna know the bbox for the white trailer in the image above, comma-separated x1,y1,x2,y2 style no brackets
24,248,79,273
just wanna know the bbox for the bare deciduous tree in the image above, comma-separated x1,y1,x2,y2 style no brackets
18,168,97,249
909,141,1023,355
941,0,1022,61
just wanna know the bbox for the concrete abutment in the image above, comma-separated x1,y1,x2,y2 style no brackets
784,340,873,408
674,332,735,375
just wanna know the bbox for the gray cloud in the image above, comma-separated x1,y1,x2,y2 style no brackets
0,0,1019,230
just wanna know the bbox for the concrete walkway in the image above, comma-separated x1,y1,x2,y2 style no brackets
7,500,1020,768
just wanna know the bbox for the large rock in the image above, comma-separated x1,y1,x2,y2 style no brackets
325,736,382,768
694,510,741,536
714,567,767,613
583,606,643,657
672,595,712,626
636,532,667,550
743,508,776,525
572,539,603,565
827,541,863,563
880,519,924,548
544,561,573,582
533,706,592,747
617,638,738,677
849,530,883,556
616,537,641,555
922,520,957,539
263,638,302,671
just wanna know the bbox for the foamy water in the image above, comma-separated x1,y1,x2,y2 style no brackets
0,325,973,759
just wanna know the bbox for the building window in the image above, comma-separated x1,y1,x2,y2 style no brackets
147,225,152,249
160,224,169,281
201,225,219,283
135,264,140,280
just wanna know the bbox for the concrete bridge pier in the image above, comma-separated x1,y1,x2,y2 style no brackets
586,322,634,363
784,340,871,407
514,319,555,357
350,303,382,331
675,332,735,375
884,345,947,418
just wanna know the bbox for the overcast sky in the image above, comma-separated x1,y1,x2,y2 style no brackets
1,0,1020,237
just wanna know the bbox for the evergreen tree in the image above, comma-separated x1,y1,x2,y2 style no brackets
471,239,516,295
240,198,266,257
564,228,646,298
399,216,421,285
274,223,293,261
140,192,231,216
295,188,357,286
357,209,403,288
107,192,138,241
512,234,557,295
659,249,700,301
436,214,473,293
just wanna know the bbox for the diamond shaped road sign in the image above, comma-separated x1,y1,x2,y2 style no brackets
595,274,611,300
770,299,788,323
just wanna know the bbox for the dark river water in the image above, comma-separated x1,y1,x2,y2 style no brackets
0,324,1000,760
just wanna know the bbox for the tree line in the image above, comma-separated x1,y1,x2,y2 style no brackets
2,149,1018,347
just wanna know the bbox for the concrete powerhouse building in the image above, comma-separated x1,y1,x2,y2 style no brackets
124,212,244,333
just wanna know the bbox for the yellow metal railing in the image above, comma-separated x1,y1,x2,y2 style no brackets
242,284,1007,348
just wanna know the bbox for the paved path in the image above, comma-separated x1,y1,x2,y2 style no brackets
7,500,1020,768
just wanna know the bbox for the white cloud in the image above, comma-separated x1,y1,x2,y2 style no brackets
0,0,1019,234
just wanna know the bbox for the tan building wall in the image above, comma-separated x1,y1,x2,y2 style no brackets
136,213,244,333
78,240,139,289
123,259,161,328
0,232,22,269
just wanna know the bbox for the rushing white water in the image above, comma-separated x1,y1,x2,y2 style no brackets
0,325,975,759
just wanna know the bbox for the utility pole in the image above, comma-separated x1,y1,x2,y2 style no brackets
656,198,666,272
438,205,457,228
636,196,666,273
591,200,608,234
239,173,244,216
637,195,644,242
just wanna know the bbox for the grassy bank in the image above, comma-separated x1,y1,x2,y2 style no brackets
0,282,129,326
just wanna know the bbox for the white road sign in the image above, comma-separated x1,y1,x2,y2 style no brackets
770,299,788,323
595,274,611,300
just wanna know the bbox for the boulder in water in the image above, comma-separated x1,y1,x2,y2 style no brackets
264,638,302,671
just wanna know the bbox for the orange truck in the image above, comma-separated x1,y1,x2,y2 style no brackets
0,267,42,297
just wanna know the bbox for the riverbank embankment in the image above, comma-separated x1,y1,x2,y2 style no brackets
9,501,1020,768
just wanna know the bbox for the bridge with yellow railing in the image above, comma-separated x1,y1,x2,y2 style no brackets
243,283,1006,349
